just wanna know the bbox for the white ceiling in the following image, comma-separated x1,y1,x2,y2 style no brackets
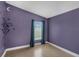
6,1,79,18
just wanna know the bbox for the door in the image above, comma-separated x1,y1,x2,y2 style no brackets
30,20,45,47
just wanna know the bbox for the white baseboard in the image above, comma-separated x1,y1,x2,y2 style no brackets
6,45,30,52
1,50,7,57
1,42,41,57
1,44,30,57
47,42,79,57
2,42,77,57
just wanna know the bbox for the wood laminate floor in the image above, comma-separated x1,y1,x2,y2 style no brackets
5,43,74,57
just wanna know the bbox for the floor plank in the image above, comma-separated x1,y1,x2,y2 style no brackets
5,43,74,57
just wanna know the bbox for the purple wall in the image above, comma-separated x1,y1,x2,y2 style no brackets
0,1,6,56
5,4,47,48
48,8,79,54
0,1,79,56
0,2,47,56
